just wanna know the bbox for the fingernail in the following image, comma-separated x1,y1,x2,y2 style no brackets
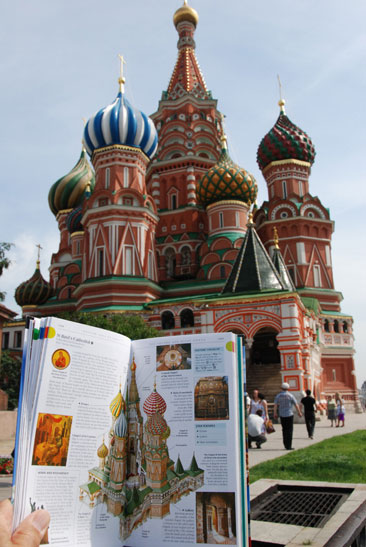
31,510,50,535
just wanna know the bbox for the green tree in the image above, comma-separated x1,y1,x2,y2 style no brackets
0,351,21,410
0,242,13,301
58,312,159,340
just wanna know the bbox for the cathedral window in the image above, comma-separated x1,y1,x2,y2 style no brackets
325,245,332,267
124,246,134,275
298,180,303,197
181,246,191,266
280,211,288,219
343,321,348,333
296,242,306,264
282,181,287,199
288,266,296,284
332,369,336,381
324,319,329,332
313,264,322,287
97,248,104,276
333,320,339,333
123,167,129,188
219,212,224,228
148,251,154,279
171,194,178,210
180,308,194,328
161,311,175,330
235,212,240,227
165,248,176,278
105,168,110,189
99,198,108,207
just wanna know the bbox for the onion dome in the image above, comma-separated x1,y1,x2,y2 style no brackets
15,261,53,307
66,204,83,234
173,0,199,28
97,439,108,459
109,387,125,418
48,148,95,216
146,413,170,438
114,410,127,438
197,138,257,207
143,383,167,416
257,100,316,171
83,90,158,160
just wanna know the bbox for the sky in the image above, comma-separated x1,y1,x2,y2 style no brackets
0,0,365,384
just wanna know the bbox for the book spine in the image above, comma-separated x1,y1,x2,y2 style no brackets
11,317,32,498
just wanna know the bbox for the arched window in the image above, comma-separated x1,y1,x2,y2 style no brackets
171,194,178,210
161,311,175,330
343,321,348,333
324,319,329,332
180,308,194,328
181,246,191,266
165,248,176,278
333,320,339,333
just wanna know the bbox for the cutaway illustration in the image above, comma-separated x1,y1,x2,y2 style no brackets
80,356,204,541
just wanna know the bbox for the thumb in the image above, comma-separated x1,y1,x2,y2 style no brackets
11,510,50,547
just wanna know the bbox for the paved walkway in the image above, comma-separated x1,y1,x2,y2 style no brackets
248,412,366,466
1,413,365,502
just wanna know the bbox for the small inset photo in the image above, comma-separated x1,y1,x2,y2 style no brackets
194,376,229,420
51,348,71,370
156,343,191,371
32,413,72,467
196,492,236,544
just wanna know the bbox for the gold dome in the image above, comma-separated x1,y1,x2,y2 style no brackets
97,440,108,459
173,0,199,28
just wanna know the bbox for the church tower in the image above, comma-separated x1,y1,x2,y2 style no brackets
146,1,224,283
75,66,161,310
255,99,339,312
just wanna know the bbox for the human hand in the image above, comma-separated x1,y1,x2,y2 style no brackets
0,499,50,547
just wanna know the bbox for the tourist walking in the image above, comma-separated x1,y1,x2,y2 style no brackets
327,395,337,426
301,389,317,439
247,409,267,449
336,394,345,427
249,389,269,422
273,383,302,450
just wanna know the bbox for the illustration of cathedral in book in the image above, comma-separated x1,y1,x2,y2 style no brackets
79,358,204,540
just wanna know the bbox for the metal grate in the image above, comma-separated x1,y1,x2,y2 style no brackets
251,486,352,528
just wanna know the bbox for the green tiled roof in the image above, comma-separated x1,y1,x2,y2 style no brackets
222,222,289,294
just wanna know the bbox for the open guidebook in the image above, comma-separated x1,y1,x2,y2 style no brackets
12,316,248,546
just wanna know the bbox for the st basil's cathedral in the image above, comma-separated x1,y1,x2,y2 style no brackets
13,2,360,411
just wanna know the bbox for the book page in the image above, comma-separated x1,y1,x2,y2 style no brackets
16,317,132,546
77,332,246,547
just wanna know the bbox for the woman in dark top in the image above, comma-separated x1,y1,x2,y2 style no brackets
301,389,317,439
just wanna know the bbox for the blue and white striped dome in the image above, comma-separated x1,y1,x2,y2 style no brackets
83,91,158,159
114,410,127,438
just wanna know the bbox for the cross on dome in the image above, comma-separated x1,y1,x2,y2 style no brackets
277,74,286,114
118,54,126,93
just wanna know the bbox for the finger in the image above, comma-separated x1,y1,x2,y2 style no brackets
0,499,13,543
11,510,50,547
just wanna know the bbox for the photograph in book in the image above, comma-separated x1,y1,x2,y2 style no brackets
79,355,205,542
156,343,192,371
32,413,73,467
51,348,71,370
194,377,229,420
196,492,236,544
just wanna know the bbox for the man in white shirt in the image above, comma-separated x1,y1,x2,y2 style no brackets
247,409,266,449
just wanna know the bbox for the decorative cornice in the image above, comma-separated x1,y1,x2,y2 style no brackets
262,158,311,175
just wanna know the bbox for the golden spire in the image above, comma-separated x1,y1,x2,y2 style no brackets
273,227,280,249
248,212,254,225
220,113,228,150
277,74,286,114
35,244,43,269
118,54,126,93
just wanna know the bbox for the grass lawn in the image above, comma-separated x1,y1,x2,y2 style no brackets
249,430,366,484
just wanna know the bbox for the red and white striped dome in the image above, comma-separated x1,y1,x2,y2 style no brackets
143,386,167,416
